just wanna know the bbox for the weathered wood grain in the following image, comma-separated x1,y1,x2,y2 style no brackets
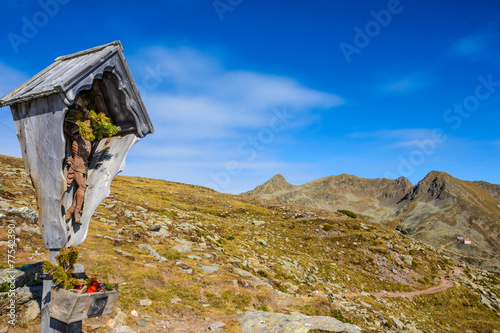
11,95,68,249
50,288,120,324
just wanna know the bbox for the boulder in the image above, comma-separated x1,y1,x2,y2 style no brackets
239,311,362,333
0,286,38,309
0,262,43,288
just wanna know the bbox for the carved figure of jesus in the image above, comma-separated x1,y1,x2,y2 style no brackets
64,116,92,224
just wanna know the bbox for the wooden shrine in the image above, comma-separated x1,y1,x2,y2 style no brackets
0,41,154,332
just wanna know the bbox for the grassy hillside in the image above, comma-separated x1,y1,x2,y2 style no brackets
0,155,499,332
245,172,500,274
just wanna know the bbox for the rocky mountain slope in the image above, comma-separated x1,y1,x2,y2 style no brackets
0,154,499,333
245,172,500,274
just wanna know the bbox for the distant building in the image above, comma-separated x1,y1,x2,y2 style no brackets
455,235,471,244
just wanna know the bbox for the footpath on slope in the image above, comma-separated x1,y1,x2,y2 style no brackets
343,266,463,298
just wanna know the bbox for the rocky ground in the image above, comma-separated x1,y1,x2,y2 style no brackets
0,155,499,332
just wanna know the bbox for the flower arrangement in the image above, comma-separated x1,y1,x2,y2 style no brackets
84,277,118,293
43,246,118,293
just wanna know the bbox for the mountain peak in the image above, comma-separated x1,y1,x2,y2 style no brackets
401,170,457,202
423,170,453,181
394,176,412,187
270,174,287,182
243,174,294,196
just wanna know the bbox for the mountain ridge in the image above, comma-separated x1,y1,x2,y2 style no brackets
245,171,500,273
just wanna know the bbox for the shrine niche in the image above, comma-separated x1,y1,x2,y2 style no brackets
0,41,154,250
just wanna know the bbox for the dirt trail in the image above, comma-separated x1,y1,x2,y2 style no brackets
344,266,463,298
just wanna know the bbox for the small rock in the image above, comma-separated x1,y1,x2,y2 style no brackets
106,318,118,329
173,245,191,253
208,321,226,331
176,261,191,270
123,210,134,218
114,311,128,327
401,255,413,266
187,255,202,261
114,248,134,259
170,298,182,304
136,318,152,327
252,220,265,226
283,282,299,292
24,300,40,321
112,325,136,333
138,244,166,262
406,323,423,333
139,299,152,306
233,267,254,278
201,265,219,274
206,235,220,244
256,239,267,246
390,315,405,330
148,224,162,231
24,227,40,234
130,310,139,317
158,227,170,236
176,261,193,274
480,295,494,310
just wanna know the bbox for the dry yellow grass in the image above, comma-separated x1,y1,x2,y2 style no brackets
0,154,499,332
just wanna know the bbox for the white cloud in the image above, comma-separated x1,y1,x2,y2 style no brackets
349,128,437,141
123,46,346,193
130,46,344,140
381,72,433,93
452,35,487,58
448,23,500,61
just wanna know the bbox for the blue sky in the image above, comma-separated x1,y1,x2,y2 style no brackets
0,0,499,193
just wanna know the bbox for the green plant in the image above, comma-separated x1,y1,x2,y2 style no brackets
65,109,118,142
257,269,270,278
0,283,10,292
329,309,352,324
104,282,115,291
337,209,357,219
42,246,83,290
255,305,271,312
